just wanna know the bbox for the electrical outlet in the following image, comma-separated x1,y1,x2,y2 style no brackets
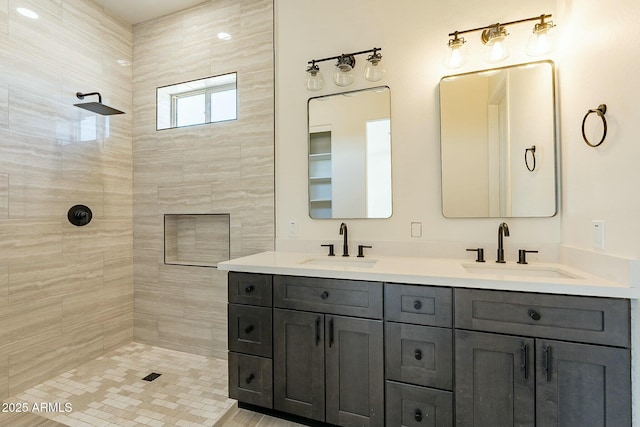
288,220,298,238
592,220,605,249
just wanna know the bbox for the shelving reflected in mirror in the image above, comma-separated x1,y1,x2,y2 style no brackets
440,61,557,218
308,86,392,219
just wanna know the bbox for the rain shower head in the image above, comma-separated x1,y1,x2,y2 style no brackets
74,92,125,115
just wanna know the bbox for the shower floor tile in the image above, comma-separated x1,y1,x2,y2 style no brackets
1,342,236,427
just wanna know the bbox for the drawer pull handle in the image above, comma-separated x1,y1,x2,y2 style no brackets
414,349,423,360
414,409,423,422
528,309,541,321
321,291,329,300
315,317,321,346
245,285,255,294
413,300,422,310
245,373,255,384
244,325,254,334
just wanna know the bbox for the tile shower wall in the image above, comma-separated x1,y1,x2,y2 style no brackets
0,0,133,399
132,0,274,358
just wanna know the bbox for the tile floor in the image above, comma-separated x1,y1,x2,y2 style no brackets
1,342,237,427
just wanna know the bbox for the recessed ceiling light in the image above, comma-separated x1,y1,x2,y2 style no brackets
217,32,231,41
117,59,131,67
17,7,38,19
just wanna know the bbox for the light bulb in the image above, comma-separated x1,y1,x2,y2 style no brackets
443,35,467,69
526,22,555,57
482,26,510,64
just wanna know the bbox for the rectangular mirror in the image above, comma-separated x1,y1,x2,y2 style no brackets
308,86,392,219
439,61,557,218
157,72,237,130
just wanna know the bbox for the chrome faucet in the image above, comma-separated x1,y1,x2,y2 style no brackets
496,222,510,263
339,222,349,257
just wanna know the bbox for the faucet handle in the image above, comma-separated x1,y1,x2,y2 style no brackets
517,249,538,264
466,248,486,263
321,244,335,256
357,245,372,258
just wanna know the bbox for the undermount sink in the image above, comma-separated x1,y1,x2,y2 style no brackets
462,263,582,279
301,257,378,268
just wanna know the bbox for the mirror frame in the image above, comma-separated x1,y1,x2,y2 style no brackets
439,60,558,218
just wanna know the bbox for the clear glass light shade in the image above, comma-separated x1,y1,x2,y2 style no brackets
364,56,385,82
525,24,555,56
443,40,468,69
484,35,510,64
305,68,324,91
333,64,354,87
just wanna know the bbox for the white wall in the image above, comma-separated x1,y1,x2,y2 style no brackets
275,0,562,260
276,0,640,265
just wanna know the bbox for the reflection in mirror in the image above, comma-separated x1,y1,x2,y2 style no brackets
308,87,392,219
157,72,237,130
440,61,557,218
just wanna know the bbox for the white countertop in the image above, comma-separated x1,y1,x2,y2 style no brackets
217,251,638,299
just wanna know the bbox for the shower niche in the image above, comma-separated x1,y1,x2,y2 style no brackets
164,214,230,267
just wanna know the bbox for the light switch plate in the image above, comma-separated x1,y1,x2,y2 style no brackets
288,220,298,238
411,222,422,238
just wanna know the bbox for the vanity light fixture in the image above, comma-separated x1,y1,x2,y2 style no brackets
444,14,554,69
305,47,383,91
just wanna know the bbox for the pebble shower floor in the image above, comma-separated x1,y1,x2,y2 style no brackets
1,342,236,426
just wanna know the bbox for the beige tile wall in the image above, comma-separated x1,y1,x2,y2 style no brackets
0,0,133,398
132,0,275,358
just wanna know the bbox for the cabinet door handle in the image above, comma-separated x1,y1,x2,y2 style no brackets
245,285,255,294
244,324,254,334
413,300,422,310
520,343,528,379
321,291,329,300
245,373,255,384
528,309,541,321
543,345,552,382
414,409,423,422
414,349,423,360
329,317,334,347
315,317,321,346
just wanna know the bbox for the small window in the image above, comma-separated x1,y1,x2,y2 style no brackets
157,72,237,130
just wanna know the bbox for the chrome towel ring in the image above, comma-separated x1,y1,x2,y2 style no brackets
581,104,607,147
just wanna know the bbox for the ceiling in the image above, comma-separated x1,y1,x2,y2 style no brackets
90,0,207,25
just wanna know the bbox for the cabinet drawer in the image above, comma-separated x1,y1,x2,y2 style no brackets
274,275,383,319
385,322,453,390
228,352,273,409
386,381,453,427
455,289,630,347
228,304,272,357
228,272,272,307
385,284,452,327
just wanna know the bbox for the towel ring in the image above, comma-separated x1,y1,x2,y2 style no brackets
581,104,607,147
525,146,536,172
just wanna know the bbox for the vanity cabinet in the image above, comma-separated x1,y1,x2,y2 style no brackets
273,275,384,427
454,288,631,427
226,271,633,427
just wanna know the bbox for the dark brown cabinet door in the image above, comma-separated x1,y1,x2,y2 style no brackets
455,330,535,427
325,315,384,427
273,309,325,421
535,339,631,427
